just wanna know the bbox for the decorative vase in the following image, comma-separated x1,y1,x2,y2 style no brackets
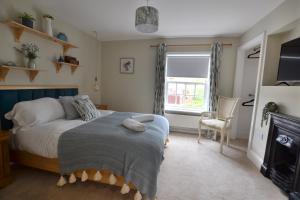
56,32,68,42
27,58,36,69
21,18,33,28
43,17,53,36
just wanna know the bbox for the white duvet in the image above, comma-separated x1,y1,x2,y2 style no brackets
12,110,114,158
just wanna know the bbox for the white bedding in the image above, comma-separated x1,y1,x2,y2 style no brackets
12,110,114,158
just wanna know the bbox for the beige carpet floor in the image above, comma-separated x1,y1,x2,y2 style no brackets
0,133,287,200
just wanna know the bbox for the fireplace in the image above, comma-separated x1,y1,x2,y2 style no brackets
261,112,300,200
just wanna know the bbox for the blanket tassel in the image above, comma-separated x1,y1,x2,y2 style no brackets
69,173,76,184
134,191,142,200
81,170,88,182
120,183,130,194
93,171,102,181
109,173,117,185
57,176,67,187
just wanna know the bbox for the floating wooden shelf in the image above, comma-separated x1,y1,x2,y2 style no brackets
0,65,46,82
3,21,78,54
53,62,80,74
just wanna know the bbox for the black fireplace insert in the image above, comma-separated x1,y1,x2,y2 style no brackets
261,112,300,200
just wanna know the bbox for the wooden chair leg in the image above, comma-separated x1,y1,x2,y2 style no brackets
220,130,225,153
214,130,217,141
198,122,202,143
226,130,230,146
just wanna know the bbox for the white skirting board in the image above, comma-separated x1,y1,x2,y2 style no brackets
247,149,263,169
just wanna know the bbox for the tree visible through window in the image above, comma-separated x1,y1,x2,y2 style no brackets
165,54,210,113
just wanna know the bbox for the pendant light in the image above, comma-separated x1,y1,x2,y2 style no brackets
135,0,159,33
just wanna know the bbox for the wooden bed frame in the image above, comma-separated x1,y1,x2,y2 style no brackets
10,149,136,188
9,141,168,189
0,85,169,192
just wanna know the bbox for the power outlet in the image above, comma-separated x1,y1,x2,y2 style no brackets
256,132,264,141
260,132,264,141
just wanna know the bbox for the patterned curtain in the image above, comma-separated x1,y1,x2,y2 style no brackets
153,43,167,115
209,42,222,111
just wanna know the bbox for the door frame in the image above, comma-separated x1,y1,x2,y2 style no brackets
232,32,267,161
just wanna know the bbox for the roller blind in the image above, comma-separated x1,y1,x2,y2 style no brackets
166,55,210,78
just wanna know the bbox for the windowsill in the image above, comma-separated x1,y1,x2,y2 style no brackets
165,109,204,116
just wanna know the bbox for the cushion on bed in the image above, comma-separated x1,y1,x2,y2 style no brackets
72,96,100,121
59,96,80,120
5,97,65,130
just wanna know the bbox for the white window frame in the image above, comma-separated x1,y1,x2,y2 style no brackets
165,53,211,115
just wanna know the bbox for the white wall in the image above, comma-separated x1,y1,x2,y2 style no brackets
0,0,101,103
240,0,300,167
252,25,300,160
252,86,300,158
101,37,240,130
166,114,199,131
241,0,300,44
101,39,160,113
282,19,300,43
236,49,259,139
262,34,283,86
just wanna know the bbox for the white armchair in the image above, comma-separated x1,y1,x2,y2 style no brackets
198,96,239,153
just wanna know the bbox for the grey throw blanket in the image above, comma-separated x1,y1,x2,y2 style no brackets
58,112,169,199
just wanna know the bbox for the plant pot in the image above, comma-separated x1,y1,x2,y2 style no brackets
43,17,53,36
27,59,36,69
21,18,34,28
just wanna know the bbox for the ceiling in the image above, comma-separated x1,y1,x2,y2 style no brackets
30,0,285,41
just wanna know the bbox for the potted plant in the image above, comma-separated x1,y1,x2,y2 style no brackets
43,14,54,36
15,43,39,69
18,12,35,28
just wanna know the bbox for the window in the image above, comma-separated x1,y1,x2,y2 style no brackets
165,53,210,114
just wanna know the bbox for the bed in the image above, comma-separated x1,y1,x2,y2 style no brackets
0,85,169,200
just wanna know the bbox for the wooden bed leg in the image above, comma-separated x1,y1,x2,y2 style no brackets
139,194,158,200
142,196,157,200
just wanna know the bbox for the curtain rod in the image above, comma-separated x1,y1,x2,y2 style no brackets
150,43,232,48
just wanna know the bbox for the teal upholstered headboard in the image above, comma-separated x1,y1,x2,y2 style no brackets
0,85,78,130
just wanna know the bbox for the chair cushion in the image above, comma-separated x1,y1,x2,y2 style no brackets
201,119,227,129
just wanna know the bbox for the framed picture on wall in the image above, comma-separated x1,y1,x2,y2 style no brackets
120,58,134,74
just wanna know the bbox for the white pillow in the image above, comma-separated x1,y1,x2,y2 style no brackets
5,97,65,129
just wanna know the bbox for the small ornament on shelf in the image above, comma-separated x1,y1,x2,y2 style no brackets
14,43,39,69
64,55,79,65
43,14,54,36
18,12,35,28
58,55,64,63
56,32,68,42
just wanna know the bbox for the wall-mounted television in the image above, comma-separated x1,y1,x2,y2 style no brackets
277,37,300,82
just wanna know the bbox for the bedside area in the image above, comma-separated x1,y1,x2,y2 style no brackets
0,131,12,188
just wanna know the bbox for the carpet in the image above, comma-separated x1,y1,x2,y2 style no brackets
0,133,287,200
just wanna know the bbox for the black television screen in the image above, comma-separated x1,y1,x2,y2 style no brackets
277,37,300,82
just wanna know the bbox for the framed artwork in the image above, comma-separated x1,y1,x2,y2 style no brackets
120,58,134,74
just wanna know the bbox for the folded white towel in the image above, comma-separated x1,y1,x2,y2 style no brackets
131,114,155,122
122,118,145,132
